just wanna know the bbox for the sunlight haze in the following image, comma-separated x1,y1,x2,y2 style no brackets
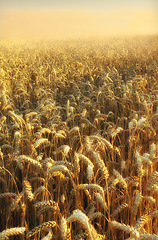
0,0,157,39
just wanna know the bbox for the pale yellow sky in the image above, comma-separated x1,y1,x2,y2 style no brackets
0,8,157,39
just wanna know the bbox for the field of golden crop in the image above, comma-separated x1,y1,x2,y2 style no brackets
0,36,157,240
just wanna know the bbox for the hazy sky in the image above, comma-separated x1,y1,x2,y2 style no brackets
0,0,157,39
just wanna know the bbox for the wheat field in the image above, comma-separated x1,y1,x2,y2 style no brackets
0,36,157,240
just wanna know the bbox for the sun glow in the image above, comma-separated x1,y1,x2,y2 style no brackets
0,8,157,39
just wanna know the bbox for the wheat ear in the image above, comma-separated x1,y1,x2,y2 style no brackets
23,179,34,201
41,231,53,240
140,234,158,240
0,227,26,239
26,221,56,238
67,209,93,239
110,221,139,238
60,217,71,240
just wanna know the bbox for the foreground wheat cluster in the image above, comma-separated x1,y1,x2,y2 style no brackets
0,36,157,240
